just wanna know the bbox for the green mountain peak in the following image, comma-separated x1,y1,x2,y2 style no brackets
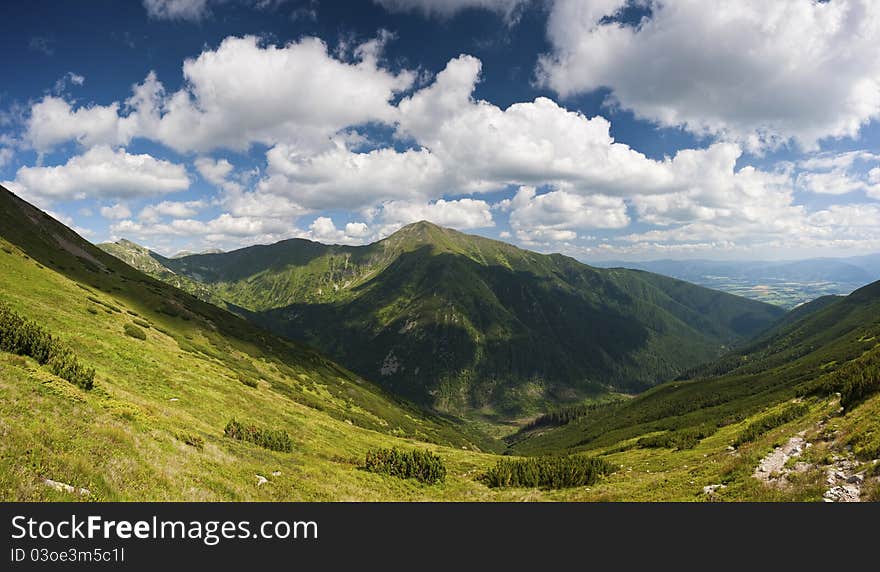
101,218,786,417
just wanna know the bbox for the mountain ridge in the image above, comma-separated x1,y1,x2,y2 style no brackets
100,221,785,416
509,275,880,456
4,185,880,501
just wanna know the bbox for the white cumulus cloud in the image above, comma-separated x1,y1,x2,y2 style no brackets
538,0,880,150
25,35,415,154
371,198,495,233
139,200,206,223
503,186,628,244
5,146,190,204
100,203,132,220
396,55,674,196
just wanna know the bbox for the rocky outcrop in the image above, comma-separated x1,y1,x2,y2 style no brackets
822,456,864,503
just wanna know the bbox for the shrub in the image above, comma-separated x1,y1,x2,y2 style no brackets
224,419,292,452
522,399,624,431
734,403,810,447
637,424,716,450
157,305,179,318
124,323,147,340
47,347,96,389
177,432,205,450
812,348,880,410
86,307,98,315
0,302,94,390
363,447,446,484
87,295,121,313
482,455,615,489
238,374,259,388
132,318,151,329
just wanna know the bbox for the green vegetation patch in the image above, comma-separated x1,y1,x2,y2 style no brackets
123,323,147,340
237,374,259,388
482,455,616,489
87,295,121,313
734,402,810,447
363,447,446,484
176,432,205,450
813,347,880,410
224,419,292,452
131,318,151,329
0,301,94,390
521,398,626,432
637,423,717,451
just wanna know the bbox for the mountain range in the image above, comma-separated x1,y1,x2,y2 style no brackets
3,183,879,501
99,222,784,416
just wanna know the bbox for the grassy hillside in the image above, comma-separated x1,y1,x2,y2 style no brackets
0,186,512,500
508,280,880,457
497,281,880,501
4,187,878,501
103,222,784,417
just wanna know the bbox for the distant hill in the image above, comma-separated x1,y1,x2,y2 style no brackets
98,239,217,303
103,222,784,416
170,248,224,259
592,257,880,308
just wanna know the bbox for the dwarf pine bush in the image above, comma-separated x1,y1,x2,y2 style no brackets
734,402,811,447
813,349,880,410
123,323,147,340
0,302,94,390
637,424,717,450
238,374,259,388
482,455,616,489
224,419,292,452
363,447,446,484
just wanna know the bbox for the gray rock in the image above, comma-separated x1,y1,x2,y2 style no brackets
44,478,90,496
703,484,727,495
846,473,864,484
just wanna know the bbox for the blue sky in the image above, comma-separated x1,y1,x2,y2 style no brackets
1,0,879,261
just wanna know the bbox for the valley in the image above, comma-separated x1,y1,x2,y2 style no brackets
2,185,879,502
98,222,784,418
